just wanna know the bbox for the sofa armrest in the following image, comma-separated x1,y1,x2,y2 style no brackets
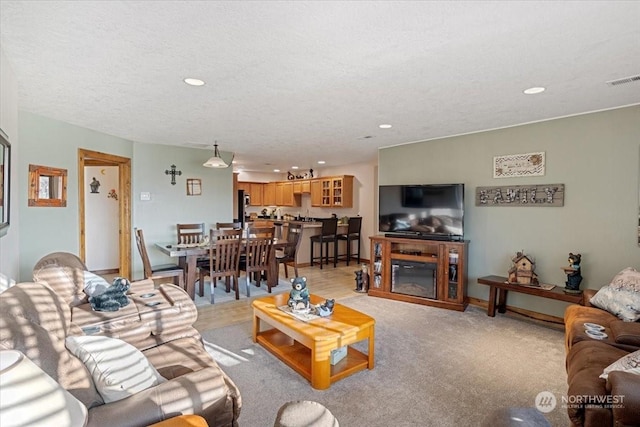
607,371,640,426
129,278,155,294
87,367,239,427
583,288,598,307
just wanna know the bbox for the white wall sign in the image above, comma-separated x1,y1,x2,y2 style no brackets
493,152,545,178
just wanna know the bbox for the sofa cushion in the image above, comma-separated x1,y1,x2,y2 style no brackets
565,340,630,427
33,252,90,307
609,321,640,348
66,335,166,403
0,283,104,408
600,349,640,380
590,285,640,322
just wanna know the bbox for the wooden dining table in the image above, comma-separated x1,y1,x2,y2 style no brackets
155,239,289,300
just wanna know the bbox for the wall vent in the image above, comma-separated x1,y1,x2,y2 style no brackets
606,74,640,86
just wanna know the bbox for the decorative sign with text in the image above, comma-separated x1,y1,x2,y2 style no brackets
475,184,564,207
493,152,545,178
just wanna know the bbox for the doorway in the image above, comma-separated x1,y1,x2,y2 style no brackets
78,149,131,278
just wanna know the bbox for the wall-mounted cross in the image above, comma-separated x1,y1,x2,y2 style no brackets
165,164,182,185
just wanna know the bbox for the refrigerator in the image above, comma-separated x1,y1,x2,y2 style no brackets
235,190,248,227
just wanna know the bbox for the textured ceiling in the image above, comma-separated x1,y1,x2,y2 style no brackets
1,1,639,172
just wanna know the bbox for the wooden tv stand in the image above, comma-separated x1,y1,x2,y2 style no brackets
368,236,469,311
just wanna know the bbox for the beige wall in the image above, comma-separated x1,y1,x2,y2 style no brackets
379,105,640,318
0,48,20,288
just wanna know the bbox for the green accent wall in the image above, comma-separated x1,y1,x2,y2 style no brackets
379,105,640,318
17,111,232,281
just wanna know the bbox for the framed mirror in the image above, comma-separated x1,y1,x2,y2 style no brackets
28,164,67,207
0,129,10,236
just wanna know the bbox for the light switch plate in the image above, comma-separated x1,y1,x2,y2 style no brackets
140,192,151,201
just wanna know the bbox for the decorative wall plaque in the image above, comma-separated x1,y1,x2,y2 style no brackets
475,184,564,207
493,152,545,178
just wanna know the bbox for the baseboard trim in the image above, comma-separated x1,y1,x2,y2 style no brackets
467,296,565,324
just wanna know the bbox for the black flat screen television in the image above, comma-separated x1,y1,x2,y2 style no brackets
378,183,464,239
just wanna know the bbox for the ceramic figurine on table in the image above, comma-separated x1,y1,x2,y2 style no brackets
562,253,583,294
288,277,310,311
316,299,335,317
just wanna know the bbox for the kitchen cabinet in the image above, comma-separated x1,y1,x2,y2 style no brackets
250,183,263,206
263,182,276,206
310,180,322,207
311,175,353,207
238,181,263,206
275,182,298,207
293,180,311,194
282,181,295,206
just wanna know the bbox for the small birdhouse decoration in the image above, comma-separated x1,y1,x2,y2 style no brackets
508,251,539,286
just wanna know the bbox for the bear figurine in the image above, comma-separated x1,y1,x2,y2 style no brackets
316,299,335,317
88,277,131,312
564,253,583,293
288,277,310,311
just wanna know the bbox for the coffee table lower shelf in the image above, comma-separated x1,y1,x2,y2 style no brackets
256,328,369,387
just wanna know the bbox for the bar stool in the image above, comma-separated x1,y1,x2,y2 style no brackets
309,218,338,269
337,216,362,266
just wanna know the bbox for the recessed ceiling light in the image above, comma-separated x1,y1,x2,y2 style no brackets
184,78,205,86
379,124,392,129
291,166,299,169
273,169,280,172
317,160,326,165
523,87,545,95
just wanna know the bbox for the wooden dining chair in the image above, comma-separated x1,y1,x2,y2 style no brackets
134,228,185,289
216,222,242,230
177,223,206,245
243,226,275,296
276,223,303,278
197,228,242,302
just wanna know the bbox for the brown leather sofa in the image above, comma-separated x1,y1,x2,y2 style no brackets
0,252,241,427
564,289,640,427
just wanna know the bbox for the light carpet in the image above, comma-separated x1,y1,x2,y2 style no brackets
194,276,290,306
200,296,570,427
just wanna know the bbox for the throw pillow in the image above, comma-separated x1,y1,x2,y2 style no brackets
83,271,111,297
65,335,165,403
609,267,640,293
590,286,640,322
600,349,640,380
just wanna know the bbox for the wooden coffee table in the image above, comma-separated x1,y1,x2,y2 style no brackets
252,293,375,390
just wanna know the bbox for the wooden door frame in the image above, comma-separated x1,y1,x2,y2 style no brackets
78,149,132,278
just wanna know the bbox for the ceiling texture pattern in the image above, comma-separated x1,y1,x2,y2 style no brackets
1,1,639,171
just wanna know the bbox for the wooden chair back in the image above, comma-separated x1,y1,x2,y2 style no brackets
319,217,339,237
245,220,273,228
216,222,242,230
282,223,303,259
244,226,275,277
134,228,153,278
209,229,242,278
347,216,362,235
177,223,205,245
277,223,303,278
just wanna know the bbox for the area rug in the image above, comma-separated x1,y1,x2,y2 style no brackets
194,276,290,306
200,296,571,427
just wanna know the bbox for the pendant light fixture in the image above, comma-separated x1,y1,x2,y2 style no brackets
203,142,234,168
